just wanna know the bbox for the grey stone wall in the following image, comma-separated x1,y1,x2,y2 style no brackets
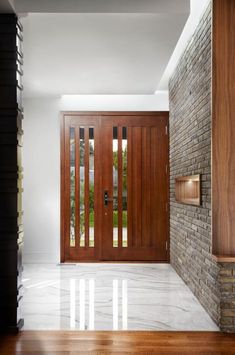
169,2,235,332
219,264,235,332
169,3,221,325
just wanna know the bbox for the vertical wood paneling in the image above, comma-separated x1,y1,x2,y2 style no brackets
141,127,151,247
101,126,113,257
154,124,168,257
150,127,157,247
94,123,101,257
127,127,133,248
146,127,152,248
61,112,169,262
132,127,142,247
212,0,235,257
141,127,147,247
175,176,200,205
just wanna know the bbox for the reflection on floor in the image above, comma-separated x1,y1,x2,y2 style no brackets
22,264,219,331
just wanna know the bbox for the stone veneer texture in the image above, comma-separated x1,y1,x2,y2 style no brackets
219,264,235,332
169,2,235,332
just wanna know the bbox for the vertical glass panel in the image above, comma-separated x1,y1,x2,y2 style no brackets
89,127,95,247
122,127,128,247
70,127,75,247
80,127,85,247
113,127,118,247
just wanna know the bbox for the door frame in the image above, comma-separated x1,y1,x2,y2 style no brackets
60,111,170,263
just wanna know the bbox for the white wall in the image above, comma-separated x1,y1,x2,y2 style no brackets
23,94,169,263
23,98,61,263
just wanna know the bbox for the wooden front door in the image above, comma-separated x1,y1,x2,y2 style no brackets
61,112,169,262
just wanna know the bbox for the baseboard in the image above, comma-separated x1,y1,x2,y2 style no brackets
23,252,59,264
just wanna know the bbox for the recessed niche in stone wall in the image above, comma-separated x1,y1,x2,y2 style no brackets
175,175,201,206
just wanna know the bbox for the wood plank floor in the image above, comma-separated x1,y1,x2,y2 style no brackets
1,331,235,354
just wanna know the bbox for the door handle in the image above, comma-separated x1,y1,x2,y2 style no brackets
104,191,113,206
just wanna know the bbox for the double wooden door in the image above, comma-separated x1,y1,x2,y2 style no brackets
61,112,169,262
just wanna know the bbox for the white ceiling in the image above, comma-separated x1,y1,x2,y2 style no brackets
17,0,190,97
16,0,189,14
22,14,189,97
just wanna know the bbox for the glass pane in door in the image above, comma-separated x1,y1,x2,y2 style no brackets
89,127,95,247
69,126,96,249
112,127,128,248
70,127,75,247
122,127,128,247
80,127,85,247
113,127,118,247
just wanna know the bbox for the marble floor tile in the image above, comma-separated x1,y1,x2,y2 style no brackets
22,263,219,331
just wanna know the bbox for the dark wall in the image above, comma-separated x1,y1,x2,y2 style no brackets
0,14,23,332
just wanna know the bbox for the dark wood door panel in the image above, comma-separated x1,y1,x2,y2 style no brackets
101,247,167,261
61,112,169,262
61,115,101,262
101,114,167,127
65,114,101,126
100,114,169,262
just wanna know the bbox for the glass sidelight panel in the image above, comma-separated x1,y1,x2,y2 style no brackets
80,127,85,247
70,127,75,247
112,127,128,248
122,127,128,247
89,128,95,247
69,126,95,249
113,127,118,247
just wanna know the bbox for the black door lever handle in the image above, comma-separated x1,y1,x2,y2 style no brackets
104,191,113,206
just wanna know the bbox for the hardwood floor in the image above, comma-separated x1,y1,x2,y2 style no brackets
1,331,235,354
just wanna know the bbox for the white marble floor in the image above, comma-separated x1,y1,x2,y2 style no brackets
22,263,219,331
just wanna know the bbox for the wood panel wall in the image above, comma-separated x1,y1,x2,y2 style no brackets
175,181,199,203
175,175,200,206
212,0,235,259
0,14,24,332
